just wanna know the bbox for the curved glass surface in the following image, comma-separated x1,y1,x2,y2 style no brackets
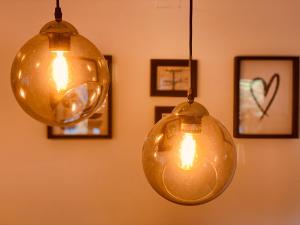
11,20,110,126
142,101,236,205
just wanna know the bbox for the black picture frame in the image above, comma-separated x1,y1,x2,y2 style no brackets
234,56,299,138
154,106,175,123
47,55,113,139
150,59,197,97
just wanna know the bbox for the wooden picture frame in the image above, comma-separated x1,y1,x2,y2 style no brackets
150,59,197,97
47,55,113,139
234,56,299,138
154,106,175,123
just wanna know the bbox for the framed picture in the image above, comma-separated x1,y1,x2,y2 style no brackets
154,106,175,123
150,59,197,97
234,56,299,138
47,55,113,139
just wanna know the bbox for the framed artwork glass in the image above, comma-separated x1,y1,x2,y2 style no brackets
154,106,175,123
150,59,197,97
47,55,113,139
234,56,299,138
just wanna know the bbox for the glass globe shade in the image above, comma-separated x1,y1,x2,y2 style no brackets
11,20,110,126
142,101,236,205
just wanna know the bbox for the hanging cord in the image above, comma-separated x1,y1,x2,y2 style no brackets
187,0,194,104
55,0,63,22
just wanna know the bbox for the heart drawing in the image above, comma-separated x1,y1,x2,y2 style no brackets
250,73,280,120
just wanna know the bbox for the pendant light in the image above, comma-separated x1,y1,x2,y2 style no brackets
142,0,236,205
11,0,110,126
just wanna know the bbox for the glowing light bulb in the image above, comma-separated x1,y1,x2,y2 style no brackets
178,133,197,170
52,51,69,92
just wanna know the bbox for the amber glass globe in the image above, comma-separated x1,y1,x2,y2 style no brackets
11,20,109,126
142,101,236,205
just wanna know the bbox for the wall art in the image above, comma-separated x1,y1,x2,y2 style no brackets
234,56,299,138
47,55,113,139
150,59,197,97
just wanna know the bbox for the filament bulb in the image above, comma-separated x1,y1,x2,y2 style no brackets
52,51,69,92
179,133,197,170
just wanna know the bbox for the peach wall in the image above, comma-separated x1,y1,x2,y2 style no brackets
0,0,300,224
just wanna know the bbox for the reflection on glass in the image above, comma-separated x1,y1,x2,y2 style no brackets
19,88,26,99
239,79,266,133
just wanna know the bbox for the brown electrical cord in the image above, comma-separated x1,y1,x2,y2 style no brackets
187,0,194,104
55,0,62,22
